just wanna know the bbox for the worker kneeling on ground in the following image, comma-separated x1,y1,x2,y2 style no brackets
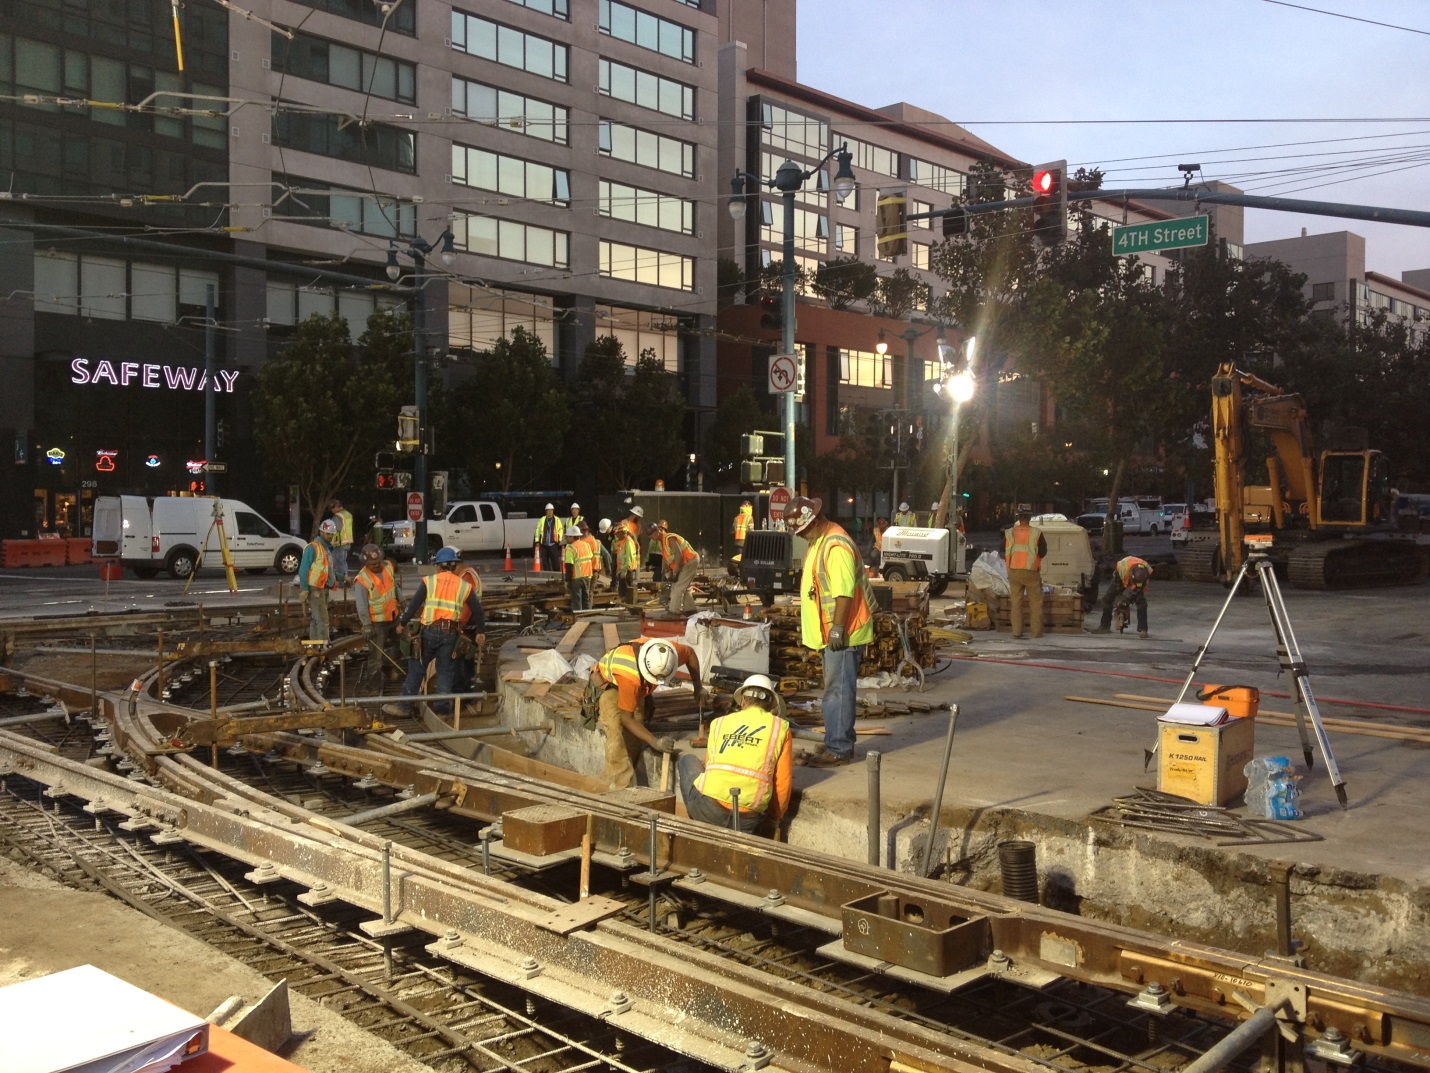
1090,556,1152,637
678,674,792,837
582,637,702,789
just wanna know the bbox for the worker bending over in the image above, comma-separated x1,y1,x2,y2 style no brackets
1091,556,1153,637
582,638,702,789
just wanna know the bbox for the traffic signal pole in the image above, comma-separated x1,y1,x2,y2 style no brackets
780,176,798,493
412,246,429,564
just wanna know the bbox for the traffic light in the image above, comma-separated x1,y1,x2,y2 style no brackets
376,448,396,491
942,205,970,238
740,460,764,485
396,406,420,453
876,191,908,258
1030,160,1067,246
376,471,397,491
740,433,765,457
757,290,781,329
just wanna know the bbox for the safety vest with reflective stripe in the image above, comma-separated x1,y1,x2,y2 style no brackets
893,511,916,526
564,539,593,578
733,508,753,542
1004,524,1043,571
873,524,886,551
306,540,332,589
576,536,597,578
354,562,398,622
697,707,789,813
536,515,565,546
567,514,584,532
456,563,483,624
612,530,640,572
661,532,697,569
334,509,354,546
420,569,472,624
1117,556,1152,589
596,642,643,693
809,527,875,646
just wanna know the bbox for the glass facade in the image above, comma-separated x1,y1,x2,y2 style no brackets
761,100,826,160
451,143,571,205
598,58,694,120
273,112,415,173
448,284,557,357
271,30,416,103
598,0,694,63
838,348,891,389
451,11,569,82
598,119,694,178
909,157,964,195
599,240,694,291
451,79,568,144
273,174,417,239
840,135,897,177
598,179,694,234
594,305,683,371
453,213,570,268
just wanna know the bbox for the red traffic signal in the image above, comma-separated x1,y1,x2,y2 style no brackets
1030,160,1067,246
758,291,781,329
377,471,397,491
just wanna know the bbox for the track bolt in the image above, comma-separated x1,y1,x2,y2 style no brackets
744,1040,771,1069
763,889,785,907
989,949,1012,970
686,868,705,883
441,929,463,950
608,991,631,1015
519,957,541,979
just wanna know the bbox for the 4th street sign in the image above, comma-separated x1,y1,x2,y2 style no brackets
1112,214,1209,256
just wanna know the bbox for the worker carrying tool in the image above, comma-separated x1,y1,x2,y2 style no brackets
649,521,699,614
390,546,485,715
352,544,402,688
581,637,703,789
1003,509,1048,640
1089,556,1153,637
677,674,792,837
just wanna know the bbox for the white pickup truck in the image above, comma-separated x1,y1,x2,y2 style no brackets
384,500,541,558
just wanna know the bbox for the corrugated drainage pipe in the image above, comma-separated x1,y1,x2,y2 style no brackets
999,840,1040,903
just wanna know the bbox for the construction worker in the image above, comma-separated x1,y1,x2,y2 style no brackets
390,546,484,715
651,522,699,614
579,520,605,596
1091,556,1153,638
733,500,754,554
646,519,667,583
893,501,916,527
593,519,616,590
328,498,354,583
582,637,702,789
452,556,484,692
534,503,564,573
787,496,877,767
616,503,644,540
872,517,889,574
563,529,592,611
567,502,585,531
678,674,792,836
352,543,401,687
297,517,342,643
609,516,640,603
1004,510,1049,640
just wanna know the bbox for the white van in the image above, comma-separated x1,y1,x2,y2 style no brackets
92,495,304,579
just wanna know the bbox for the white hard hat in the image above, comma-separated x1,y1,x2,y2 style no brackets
734,673,786,718
637,639,678,685
545,503,554,510
899,502,910,512
598,518,612,534
571,502,580,510
631,505,645,518
931,501,939,510
319,517,341,538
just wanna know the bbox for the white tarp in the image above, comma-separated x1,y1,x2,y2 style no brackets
683,611,770,678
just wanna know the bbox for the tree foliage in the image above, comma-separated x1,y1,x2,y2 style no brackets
812,256,878,310
705,385,776,487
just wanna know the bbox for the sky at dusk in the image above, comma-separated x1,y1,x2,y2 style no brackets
798,0,1430,279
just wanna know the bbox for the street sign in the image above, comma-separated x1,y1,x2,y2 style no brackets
768,486,792,523
406,491,424,523
768,353,798,394
1112,215,1209,256
202,462,227,473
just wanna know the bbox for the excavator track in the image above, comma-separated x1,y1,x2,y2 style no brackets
1176,542,1220,583
1287,539,1430,590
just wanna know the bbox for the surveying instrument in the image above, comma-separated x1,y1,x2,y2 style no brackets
1157,534,1348,808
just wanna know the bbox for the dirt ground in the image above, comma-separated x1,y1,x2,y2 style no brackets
0,858,429,1073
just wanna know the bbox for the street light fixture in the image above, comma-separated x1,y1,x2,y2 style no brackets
729,142,855,491
940,337,976,532
385,226,455,562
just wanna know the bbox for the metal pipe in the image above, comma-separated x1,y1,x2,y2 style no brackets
0,711,68,729
341,792,439,826
729,787,740,832
1181,1003,1280,1073
344,690,487,705
866,750,882,867
919,704,960,878
396,724,551,742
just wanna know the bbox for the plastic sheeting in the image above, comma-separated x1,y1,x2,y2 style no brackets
682,611,770,679
968,550,1010,596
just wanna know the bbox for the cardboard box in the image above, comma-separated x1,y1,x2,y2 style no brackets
1157,716,1256,806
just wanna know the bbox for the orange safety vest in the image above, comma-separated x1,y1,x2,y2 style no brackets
420,569,472,624
661,531,697,569
596,642,646,697
305,540,332,589
873,524,886,551
456,563,483,624
1117,556,1152,589
1004,523,1043,571
808,527,875,646
733,508,753,542
354,562,398,621
697,707,789,813
564,538,594,579
579,534,600,577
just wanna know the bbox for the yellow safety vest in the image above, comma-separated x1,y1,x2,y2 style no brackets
420,570,472,624
613,531,640,572
1004,524,1043,571
306,540,332,589
661,532,696,569
893,511,916,526
808,528,875,646
536,515,565,545
568,513,584,531
697,707,789,813
354,562,398,621
597,642,642,691
335,509,354,545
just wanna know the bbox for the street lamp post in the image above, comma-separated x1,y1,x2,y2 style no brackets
939,336,977,532
729,144,856,492
386,229,455,562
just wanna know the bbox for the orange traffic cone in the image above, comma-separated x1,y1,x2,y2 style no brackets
504,543,513,572
532,548,541,572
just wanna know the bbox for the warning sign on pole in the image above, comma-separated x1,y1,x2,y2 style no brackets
768,486,792,524
406,491,424,523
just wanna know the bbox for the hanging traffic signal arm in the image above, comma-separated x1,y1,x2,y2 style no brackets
876,191,909,258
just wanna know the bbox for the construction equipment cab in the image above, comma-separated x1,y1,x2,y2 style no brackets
92,495,304,580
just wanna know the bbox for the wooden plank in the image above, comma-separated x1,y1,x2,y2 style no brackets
525,681,553,699
602,623,621,652
555,620,590,655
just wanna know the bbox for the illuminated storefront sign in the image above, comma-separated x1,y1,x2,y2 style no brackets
70,358,240,393
95,449,117,472
186,460,205,474
145,455,161,468
46,447,66,465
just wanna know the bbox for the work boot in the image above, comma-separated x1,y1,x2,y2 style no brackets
1138,630,1149,639
1086,625,1111,635
381,702,411,718
806,750,852,768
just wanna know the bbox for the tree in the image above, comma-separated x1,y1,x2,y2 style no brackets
812,256,878,310
869,268,927,320
435,326,568,491
620,348,687,489
705,385,776,487
568,335,631,492
253,310,409,535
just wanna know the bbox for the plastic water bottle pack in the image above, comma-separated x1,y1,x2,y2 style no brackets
1243,755,1303,820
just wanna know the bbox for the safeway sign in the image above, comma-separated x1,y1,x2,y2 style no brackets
406,492,424,523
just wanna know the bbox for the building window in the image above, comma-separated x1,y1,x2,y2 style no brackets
451,79,567,144
838,347,891,389
451,144,570,205
272,112,414,173
599,240,694,291
759,151,826,208
285,0,414,35
834,224,857,254
839,135,897,177
274,174,416,238
911,244,930,270
266,282,401,334
35,251,222,323
1311,281,1335,302
598,0,694,63
909,157,964,196
500,0,568,19
451,11,569,82
598,58,694,120
910,199,931,229
598,119,694,178
761,202,826,251
598,180,694,234
452,213,569,268
594,305,683,371
761,100,827,161
271,30,416,103
449,283,556,357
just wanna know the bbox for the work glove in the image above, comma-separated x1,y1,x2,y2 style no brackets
298,590,309,612
651,736,678,754
827,623,848,651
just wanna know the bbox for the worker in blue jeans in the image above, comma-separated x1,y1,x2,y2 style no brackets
384,547,484,716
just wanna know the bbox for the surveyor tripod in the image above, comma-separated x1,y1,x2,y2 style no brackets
1159,548,1348,809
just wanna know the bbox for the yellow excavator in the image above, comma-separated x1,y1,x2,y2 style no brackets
1179,362,1428,589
